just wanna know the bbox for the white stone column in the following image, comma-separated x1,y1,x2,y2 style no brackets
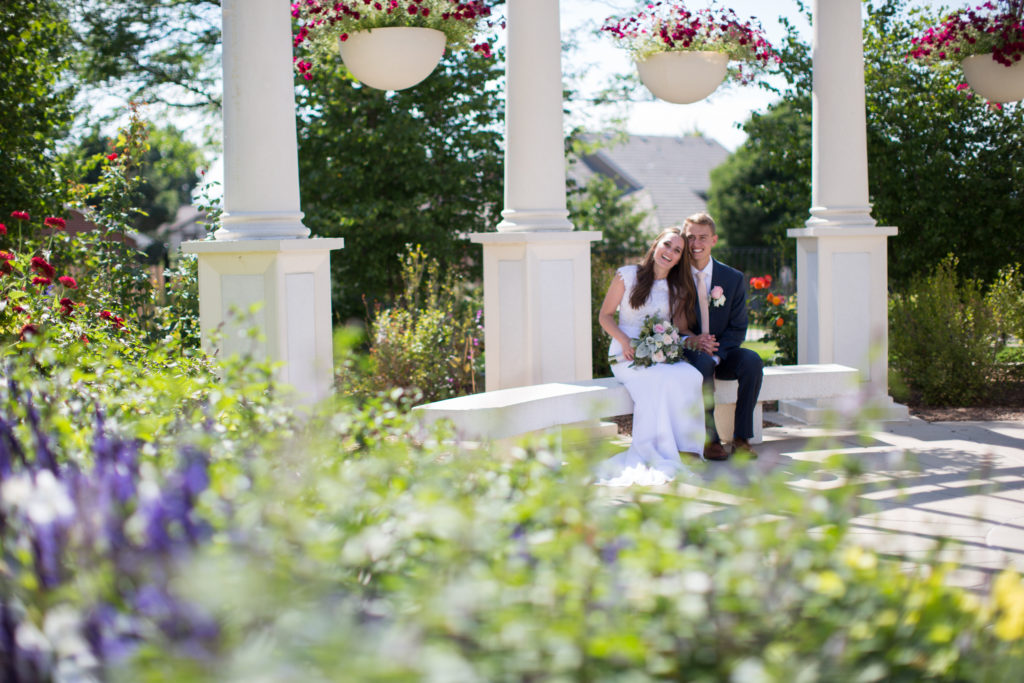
497,0,574,232
184,0,343,404
784,0,905,421
473,0,599,391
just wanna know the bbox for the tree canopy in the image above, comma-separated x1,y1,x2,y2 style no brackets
707,0,1024,285
296,50,505,323
0,1,77,216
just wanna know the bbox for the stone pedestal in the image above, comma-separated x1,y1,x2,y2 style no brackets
783,226,906,421
470,232,601,391
184,239,344,403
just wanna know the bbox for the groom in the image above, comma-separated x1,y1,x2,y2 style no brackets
681,213,763,460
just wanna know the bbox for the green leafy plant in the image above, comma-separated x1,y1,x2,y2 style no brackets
350,244,483,402
909,0,1024,67
987,262,1024,345
292,0,497,78
600,0,780,84
747,273,796,365
890,255,998,405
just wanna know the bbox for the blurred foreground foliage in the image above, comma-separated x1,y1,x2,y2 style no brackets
4,102,1024,683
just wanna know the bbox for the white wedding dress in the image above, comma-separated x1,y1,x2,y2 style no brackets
596,266,706,487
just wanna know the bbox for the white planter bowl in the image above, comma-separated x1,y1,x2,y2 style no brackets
635,51,730,104
338,27,446,91
961,53,1024,103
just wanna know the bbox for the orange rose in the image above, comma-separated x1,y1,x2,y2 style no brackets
775,316,785,327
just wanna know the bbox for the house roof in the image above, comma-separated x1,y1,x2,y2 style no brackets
571,133,730,229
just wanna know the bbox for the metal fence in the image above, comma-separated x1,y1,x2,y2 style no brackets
714,245,796,295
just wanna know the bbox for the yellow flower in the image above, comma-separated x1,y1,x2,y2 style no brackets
993,570,1024,641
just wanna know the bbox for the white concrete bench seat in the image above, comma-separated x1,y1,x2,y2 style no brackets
414,363,860,444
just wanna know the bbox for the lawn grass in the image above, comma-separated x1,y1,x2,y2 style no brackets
743,339,778,364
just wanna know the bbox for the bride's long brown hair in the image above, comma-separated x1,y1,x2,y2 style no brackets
629,227,697,330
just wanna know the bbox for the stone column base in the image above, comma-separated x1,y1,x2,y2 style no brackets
182,237,344,404
470,231,601,391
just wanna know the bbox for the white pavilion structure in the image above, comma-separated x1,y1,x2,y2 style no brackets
186,0,904,421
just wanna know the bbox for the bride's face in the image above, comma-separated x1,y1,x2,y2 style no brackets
653,234,685,270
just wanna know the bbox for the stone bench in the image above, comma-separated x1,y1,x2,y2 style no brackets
414,363,860,444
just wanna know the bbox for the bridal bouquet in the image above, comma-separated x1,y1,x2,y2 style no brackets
629,315,687,368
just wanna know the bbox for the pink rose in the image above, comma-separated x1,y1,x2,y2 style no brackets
653,323,665,334
710,286,724,299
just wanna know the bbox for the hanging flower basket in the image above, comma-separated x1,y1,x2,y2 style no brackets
635,51,729,104
292,0,496,86
601,1,778,104
338,27,446,91
909,1,1024,102
961,52,1024,102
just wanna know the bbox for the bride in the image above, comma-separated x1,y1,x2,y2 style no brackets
596,227,706,486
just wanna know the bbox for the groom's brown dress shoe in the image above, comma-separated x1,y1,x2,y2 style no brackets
732,439,759,458
703,441,729,461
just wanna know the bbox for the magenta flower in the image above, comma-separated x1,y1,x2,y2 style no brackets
0,223,7,235
10,210,29,221
58,276,78,289
32,276,52,286
30,256,56,278
44,216,66,230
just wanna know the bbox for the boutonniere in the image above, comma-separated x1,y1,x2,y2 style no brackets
710,286,726,308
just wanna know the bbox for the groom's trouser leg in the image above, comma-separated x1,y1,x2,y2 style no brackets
713,348,764,441
684,349,718,443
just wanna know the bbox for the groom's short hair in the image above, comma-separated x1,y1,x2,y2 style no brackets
683,212,717,234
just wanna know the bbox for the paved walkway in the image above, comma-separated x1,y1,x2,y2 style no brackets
614,414,1024,593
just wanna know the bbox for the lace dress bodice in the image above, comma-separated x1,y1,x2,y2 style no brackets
609,265,671,358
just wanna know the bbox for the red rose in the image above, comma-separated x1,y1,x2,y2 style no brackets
106,153,119,161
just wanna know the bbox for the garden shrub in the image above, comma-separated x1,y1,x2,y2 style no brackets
890,256,998,405
591,260,617,378
352,244,483,402
987,263,1024,346
748,273,797,365
103,427,1024,681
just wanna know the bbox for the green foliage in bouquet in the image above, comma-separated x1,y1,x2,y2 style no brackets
628,314,686,368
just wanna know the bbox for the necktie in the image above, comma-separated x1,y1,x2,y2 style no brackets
697,271,710,335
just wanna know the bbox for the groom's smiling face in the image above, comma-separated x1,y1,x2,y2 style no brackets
683,222,717,269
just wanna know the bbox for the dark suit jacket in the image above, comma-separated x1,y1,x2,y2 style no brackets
694,258,749,366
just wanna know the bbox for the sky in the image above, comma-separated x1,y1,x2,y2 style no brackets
557,0,974,151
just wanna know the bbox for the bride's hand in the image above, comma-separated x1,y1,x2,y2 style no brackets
620,339,635,361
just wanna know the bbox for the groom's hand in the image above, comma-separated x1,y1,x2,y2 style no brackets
693,333,719,355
